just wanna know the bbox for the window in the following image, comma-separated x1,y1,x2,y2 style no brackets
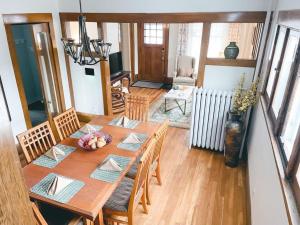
207,23,263,60
144,23,163,45
263,25,300,209
266,27,287,97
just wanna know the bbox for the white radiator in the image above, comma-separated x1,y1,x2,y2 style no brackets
189,88,233,151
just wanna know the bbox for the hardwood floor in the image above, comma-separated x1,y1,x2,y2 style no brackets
134,127,248,225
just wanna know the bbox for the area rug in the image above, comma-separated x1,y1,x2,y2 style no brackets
149,95,192,129
132,80,164,89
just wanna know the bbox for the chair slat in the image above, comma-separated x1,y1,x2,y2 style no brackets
17,121,56,164
53,107,81,141
125,95,149,122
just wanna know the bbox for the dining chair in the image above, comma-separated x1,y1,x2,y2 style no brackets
17,121,56,164
32,202,83,225
103,138,156,225
124,94,150,121
125,120,169,205
53,107,81,141
146,119,169,204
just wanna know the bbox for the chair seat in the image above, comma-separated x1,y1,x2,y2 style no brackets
126,156,157,179
104,177,134,212
39,203,83,225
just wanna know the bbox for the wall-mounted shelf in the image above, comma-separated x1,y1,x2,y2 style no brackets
205,58,256,67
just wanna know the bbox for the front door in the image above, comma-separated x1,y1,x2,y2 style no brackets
139,23,169,82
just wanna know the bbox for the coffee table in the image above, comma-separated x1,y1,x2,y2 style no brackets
164,85,194,115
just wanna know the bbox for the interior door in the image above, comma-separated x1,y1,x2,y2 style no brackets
139,23,169,82
31,23,61,119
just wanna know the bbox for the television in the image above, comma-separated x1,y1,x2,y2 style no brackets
109,51,123,75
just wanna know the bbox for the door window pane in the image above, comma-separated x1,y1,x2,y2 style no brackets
144,23,163,44
207,23,263,59
280,66,300,160
271,31,300,117
266,28,287,96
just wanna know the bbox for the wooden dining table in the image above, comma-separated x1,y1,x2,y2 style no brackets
22,115,160,225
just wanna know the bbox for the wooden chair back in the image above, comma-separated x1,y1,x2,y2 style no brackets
53,107,80,141
153,119,169,163
32,203,48,225
17,121,56,164
129,138,156,210
125,94,149,121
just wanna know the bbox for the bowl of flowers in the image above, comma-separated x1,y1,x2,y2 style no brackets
78,131,112,151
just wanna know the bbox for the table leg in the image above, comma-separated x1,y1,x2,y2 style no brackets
94,211,104,225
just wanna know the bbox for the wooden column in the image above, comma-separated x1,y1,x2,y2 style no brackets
196,23,211,87
100,60,113,116
130,23,136,83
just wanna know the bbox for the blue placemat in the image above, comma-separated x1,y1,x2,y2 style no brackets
117,133,148,152
108,117,140,129
30,173,85,204
33,144,76,168
90,154,131,183
70,125,103,138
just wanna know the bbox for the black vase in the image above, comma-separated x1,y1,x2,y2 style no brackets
224,111,244,167
224,42,239,59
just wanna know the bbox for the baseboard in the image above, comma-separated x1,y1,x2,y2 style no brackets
246,160,252,225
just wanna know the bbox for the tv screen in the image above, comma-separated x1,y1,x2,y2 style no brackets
109,52,123,75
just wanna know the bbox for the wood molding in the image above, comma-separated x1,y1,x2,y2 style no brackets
100,60,113,116
3,13,66,129
60,20,75,107
206,58,257,67
4,25,32,128
130,23,135,83
196,23,211,87
59,12,267,23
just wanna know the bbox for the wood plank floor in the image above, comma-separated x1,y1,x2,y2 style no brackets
134,127,248,225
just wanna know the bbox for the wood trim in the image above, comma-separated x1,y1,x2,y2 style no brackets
205,58,257,67
4,24,32,128
100,60,113,116
278,10,300,31
60,20,75,107
3,13,66,129
196,23,211,87
130,23,135,83
59,12,267,23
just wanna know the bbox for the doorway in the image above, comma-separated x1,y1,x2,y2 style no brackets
138,23,169,83
4,14,65,129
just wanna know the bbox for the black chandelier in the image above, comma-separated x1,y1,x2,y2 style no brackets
61,0,112,65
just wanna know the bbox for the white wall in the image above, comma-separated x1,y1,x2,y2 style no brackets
0,0,72,138
167,24,179,78
58,0,269,12
203,66,254,91
69,59,104,115
247,102,289,225
247,1,300,225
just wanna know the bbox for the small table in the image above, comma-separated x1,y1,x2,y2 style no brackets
164,85,194,115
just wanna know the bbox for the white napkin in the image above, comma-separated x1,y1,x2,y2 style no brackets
79,124,96,134
122,133,142,144
44,146,65,161
99,158,122,172
116,116,129,127
46,175,73,196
